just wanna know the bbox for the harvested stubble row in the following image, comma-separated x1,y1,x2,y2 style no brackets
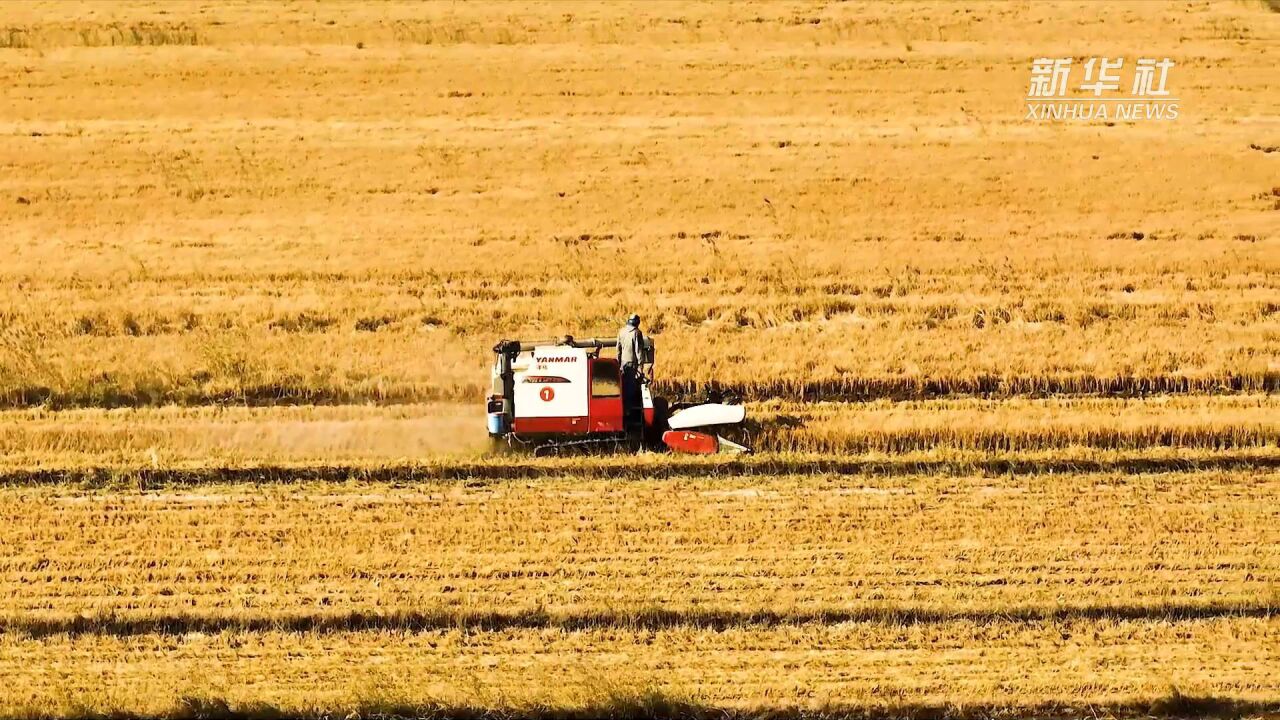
2,471,1274,624
1,616,1276,717
0,472,1276,716
0,395,1274,468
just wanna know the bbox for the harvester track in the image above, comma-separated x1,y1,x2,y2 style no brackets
531,436,631,457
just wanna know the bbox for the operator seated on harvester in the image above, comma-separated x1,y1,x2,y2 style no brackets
617,313,647,430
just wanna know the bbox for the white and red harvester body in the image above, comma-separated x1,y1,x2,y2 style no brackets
487,335,749,455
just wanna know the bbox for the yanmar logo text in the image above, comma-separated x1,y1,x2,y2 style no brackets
537,355,578,363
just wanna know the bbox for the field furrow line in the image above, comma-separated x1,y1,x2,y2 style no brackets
2,599,1275,639
3,450,1276,486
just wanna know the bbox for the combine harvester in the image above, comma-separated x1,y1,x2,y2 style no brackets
486,335,751,456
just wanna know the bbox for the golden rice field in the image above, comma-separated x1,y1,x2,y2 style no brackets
0,0,1277,407
0,1,1277,719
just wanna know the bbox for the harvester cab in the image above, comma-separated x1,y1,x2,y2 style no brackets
487,335,750,456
